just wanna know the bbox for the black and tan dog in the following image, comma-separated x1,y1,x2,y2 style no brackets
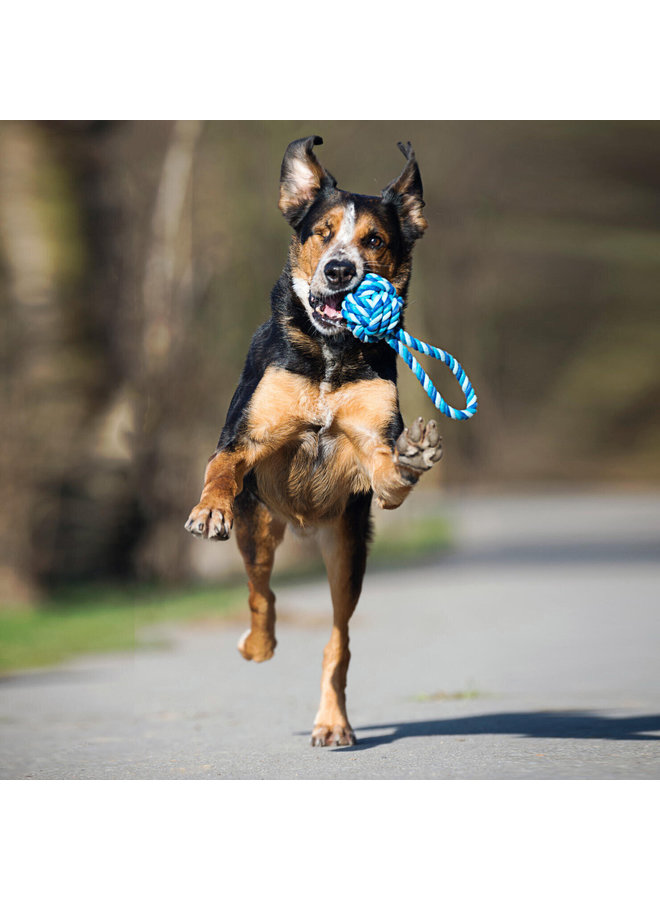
185,136,443,746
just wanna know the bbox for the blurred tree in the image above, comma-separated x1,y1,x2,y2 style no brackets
134,120,203,581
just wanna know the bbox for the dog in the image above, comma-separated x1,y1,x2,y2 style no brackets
185,135,443,746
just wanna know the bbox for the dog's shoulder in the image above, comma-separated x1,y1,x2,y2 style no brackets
217,318,277,451
216,283,319,451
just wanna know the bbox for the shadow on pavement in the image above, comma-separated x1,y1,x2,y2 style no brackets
333,710,660,751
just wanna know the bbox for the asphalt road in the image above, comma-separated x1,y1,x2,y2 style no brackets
1,492,659,779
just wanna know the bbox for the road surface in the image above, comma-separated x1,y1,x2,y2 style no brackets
1,492,659,778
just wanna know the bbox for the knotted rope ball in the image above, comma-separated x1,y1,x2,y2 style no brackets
342,273,403,342
342,273,478,421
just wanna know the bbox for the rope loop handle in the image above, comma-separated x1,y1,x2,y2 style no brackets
342,273,478,421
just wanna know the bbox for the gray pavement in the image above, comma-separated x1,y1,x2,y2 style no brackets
1,491,659,779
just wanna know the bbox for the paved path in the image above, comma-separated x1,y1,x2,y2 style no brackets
1,492,659,778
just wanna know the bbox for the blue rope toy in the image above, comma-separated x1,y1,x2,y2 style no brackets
342,273,478,421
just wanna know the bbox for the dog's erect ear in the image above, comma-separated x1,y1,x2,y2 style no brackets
381,141,427,243
279,135,337,227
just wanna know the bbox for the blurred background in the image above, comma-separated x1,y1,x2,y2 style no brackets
1,120,659,620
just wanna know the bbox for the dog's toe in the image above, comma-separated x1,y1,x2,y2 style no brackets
208,509,232,541
425,419,439,446
185,504,233,541
409,416,424,442
332,727,356,746
185,507,210,538
310,724,356,747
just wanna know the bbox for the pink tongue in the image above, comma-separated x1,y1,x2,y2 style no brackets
321,304,342,319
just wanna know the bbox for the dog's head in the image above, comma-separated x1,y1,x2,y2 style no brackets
279,135,427,337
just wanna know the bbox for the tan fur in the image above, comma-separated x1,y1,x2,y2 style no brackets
288,207,346,285
312,514,362,745
399,197,427,235
352,211,399,280
329,379,416,510
235,505,286,662
247,368,413,525
190,366,416,534
185,449,246,535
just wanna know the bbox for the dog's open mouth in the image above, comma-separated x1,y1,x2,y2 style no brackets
310,291,349,328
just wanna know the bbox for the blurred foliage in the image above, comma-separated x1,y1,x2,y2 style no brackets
0,581,245,673
0,120,659,605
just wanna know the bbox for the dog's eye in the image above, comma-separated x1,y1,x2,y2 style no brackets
365,233,384,249
315,224,333,243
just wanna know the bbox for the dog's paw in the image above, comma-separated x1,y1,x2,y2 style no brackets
394,417,443,478
184,503,233,540
310,723,356,747
237,629,276,662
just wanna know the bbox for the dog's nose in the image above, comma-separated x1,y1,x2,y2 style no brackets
324,259,356,289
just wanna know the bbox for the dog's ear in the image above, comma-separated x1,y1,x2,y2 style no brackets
279,135,337,227
381,141,427,243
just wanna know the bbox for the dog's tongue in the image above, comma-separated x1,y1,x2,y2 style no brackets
320,303,343,319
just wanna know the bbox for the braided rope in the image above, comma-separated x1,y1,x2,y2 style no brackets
342,273,478,421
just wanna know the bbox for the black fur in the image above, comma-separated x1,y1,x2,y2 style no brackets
344,490,374,595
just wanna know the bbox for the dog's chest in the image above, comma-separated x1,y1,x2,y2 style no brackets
314,349,339,435
247,363,397,448
247,364,398,522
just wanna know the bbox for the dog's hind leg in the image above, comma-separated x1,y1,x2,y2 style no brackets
311,493,372,747
234,491,286,663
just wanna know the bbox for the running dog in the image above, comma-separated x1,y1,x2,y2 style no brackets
185,135,442,746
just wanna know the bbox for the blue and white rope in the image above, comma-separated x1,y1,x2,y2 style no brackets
342,273,478,421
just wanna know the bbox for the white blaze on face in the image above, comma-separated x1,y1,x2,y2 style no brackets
333,202,357,249
309,202,363,299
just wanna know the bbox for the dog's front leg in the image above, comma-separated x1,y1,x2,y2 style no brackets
185,429,292,540
186,367,312,540
332,382,443,512
185,449,246,540
371,417,443,510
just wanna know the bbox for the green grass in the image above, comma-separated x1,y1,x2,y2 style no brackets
413,688,484,702
0,582,244,675
0,511,452,675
